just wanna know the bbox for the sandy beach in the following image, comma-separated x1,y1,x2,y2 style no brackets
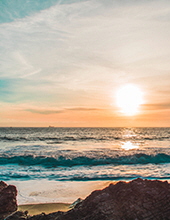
14,180,111,216
8,180,111,205
18,203,71,215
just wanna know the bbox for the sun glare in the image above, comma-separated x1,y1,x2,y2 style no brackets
116,84,143,116
121,141,139,150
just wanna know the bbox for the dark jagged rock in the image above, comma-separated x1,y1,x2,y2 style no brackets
7,178,170,220
28,211,64,220
69,198,83,209
7,211,65,220
55,178,170,220
5,211,28,220
0,181,17,219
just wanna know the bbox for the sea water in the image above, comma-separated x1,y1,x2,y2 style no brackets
0,127,169,204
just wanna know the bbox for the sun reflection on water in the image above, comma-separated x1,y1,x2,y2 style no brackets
121,141,139,150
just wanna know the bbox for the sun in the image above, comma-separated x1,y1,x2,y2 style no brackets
116,84,143,116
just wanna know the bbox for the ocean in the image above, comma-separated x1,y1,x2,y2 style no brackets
0,127,170,204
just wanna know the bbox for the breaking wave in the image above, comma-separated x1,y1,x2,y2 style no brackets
0,153,169,167
0,135,169,143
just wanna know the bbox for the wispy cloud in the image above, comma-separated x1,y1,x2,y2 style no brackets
142,103,170,111
1,0,170,126
25,107,102,115
0,0,61,23
1,0,170,84
67,107,102,111
26,109,64,115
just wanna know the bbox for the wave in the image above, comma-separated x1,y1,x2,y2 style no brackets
0,137,28,142
1,171,170,181
0,153,169,167
0,135,169,143
0,136,94,142
65,176,170,181
0,136,112,142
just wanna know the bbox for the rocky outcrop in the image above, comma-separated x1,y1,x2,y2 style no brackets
57,178,170,220
0,181,17,219
6,178,170,220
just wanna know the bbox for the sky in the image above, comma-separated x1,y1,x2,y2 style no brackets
0,0,170,127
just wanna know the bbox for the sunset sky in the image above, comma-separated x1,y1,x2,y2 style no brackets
0,0,170,127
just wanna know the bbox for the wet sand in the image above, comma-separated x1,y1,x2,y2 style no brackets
18,203,71,215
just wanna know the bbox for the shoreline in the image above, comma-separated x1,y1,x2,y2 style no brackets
14,180,112,216
7,180,111,205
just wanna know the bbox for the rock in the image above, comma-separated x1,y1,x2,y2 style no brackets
69,198,83,209
6,178,170,220
0,181,7,191
33,212,65,220
5,211,28,220
0,181,17,219
55,178,170,220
